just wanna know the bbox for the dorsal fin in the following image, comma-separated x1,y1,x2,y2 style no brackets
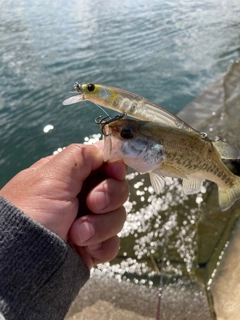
212,141,240,159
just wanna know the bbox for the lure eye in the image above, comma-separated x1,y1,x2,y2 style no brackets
120,128,134,139
87,83,95,92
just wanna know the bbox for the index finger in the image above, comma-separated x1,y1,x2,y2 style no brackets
99,160,127,181
40,144,104,196
94,140,127,180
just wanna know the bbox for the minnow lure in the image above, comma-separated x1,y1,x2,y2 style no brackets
63,83,199,134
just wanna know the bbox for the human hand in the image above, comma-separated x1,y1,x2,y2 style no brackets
0,144,129,269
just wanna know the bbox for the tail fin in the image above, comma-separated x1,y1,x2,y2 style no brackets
219,177,240,211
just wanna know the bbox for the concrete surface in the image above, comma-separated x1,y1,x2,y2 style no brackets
67,300,154,320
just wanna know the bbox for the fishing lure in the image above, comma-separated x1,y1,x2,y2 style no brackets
63,83,200,134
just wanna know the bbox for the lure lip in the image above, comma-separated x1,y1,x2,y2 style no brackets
62,82,84,106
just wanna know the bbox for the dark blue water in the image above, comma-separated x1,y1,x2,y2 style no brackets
0,0,240,187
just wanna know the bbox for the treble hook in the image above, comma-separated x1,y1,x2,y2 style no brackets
95,115,112,125
214,135,222,142
95,113,126,136
73,82,80,91
200,132,208,139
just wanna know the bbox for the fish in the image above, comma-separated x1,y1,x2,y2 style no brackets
100,117,240,211
62,83,199,134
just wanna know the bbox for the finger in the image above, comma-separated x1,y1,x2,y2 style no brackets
87,235,120,266
39,144,104,196
86,178,129,213
94,140,127,180
100,160,127,181
68,206,126,246
74,235,120,269
30,155,55,169
93,140,104,150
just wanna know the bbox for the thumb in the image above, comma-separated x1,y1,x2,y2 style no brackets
0,144,104,241
40,144,104,197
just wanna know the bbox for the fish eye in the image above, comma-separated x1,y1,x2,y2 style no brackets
120,128,134,139
87,83,95,92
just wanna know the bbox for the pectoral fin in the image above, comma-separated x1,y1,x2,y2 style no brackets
182,178,203,195
149,172,165,194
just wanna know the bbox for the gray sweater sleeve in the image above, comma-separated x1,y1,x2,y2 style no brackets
0,196,90,320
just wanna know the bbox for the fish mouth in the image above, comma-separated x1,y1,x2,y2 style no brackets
101,122,112,136
96,113,126,136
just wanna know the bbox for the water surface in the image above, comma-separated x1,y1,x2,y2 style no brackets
0,0,240,186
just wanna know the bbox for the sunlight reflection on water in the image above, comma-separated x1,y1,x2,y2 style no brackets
78,133,205,285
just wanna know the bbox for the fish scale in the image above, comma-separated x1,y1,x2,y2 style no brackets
101,118,240,211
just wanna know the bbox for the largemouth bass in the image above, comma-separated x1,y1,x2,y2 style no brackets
100,117,240,211
63,83,199,134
